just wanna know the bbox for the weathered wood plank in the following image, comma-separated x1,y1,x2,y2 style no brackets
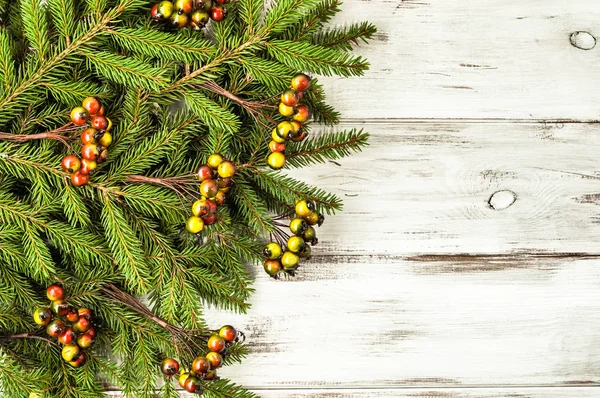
321,0,600,120
203,255,600,388
286,121,600,255
107,386,600,397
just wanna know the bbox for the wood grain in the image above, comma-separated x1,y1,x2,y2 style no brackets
287,121,600,255
107,386,600,397
320,0,600,120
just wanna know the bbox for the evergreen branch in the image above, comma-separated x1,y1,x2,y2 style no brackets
47,0,76,46
312,22,378,51
264,0,322,34
230,180,275,235
108,27,216,63
0,30,15,91
185,90,241,134
238,0,263,36
21,224,56,281
239,56,291,93
81,48,168,91
285,129,369,167
266,39,370,77
41,78,105,105
21,0,50,61
280,0,342,41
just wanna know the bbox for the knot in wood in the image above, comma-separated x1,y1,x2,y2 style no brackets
487,190,517,211
570,31,596,50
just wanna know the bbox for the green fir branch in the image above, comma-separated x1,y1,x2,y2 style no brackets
286,128,369,167
312,21,378,51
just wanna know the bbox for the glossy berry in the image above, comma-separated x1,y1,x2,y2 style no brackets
170,10,189,28
205,351,223,369
281,89,299,107
72,316,91,333
200,179,218,198
303,226,317,243
97,105,106,116
279,102,295,117
178,372,190,388
81,128,97,145
264,242,283,259
79,159,97,175
290,120,302,134
69,351,86,367
82,97,101,115
61,155,81,173
204,370,218,380
218,177,232,188
78,308,93,320
174,0,193,13
47,283,65,301
156,1,175,19
291,73,311,92
70,107,89,126
217,160,236,178
161,358,180,376
192,199,210,217
51,300,69,316
197,165,214,181
207,334,226,353
304,211,319,226
205,199,218,214
184,375,201,393
281,251,300,270
287,235,305,253
47,319,65,338
298,244,312,258
58,328,76,345
150,3,162,20
77,333,94,349
264,259,282,276
82,144,99,161
295,200,315,217
33,307,53,326
97,149,108,163
289,218,308,235
271,128,286,144
219,325,237,342
186,216,204,234
210,5,225,21
62,344,80,362
292,130,308,142
192,356,211,374
98,132,112,147
203,212,217,225
267,152,286,170
195,0,212,11
91,116,108,130
292,104,311,123
276,121,293,141
268,140,285,153
71,171,89,186
214,190,226,206
215,0,229,4
207,154,223,169
65,307,80,323
85,326,97,339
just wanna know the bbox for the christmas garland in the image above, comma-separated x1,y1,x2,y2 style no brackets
0,0,375,396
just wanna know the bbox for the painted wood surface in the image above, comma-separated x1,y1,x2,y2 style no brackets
322,0,600,120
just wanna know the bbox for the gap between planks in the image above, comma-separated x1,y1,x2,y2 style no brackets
336,118,600,125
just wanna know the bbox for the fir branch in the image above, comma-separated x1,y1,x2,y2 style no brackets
41,78,105,105
239,55,292,93
230,180,275,235
285,128,369,167
0,30,16,92
264,0,322,34
21,0,50,61
266,39,370,77
238,0,263,36
280,0,342,41
47,0,76,46
184,90,241,134
312,21,378,51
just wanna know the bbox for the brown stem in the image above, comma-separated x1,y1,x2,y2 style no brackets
1,331,60,347
0,123,79,152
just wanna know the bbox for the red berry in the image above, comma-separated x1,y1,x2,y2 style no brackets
82,97,102,115
85,326,97,339
291,73,311,92
204,369,218,380
219,325,237,342
174,0,193,13
91,116,108,130
78,308,93,321
200,179,218,199
192,199,210,217
46,319,65,338
268,140,285,153
33,308,53,326
47,283,65,301
205,199,217,214
191,356,211,374
207,334,226,352
97,105,105,116
82,144,99,161
65,307,79,323
51,300,69,316
205,351,223,369
81,128,98,145
281,89,299,107
150,3,162,20
210,5,225,21
97,149,108,164
69,351,86,367
197,165,214,181
58,328,76,345
184,375,201,393
72,316,91,333
70,107,89,126
202,213,217,225
161,358,179,376
214,190,226,206
61,155,81,173
79,159,97,175
292,104,311,123
77,333,94,349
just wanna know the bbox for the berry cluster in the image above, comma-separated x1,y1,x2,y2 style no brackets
32,284,97,367
62,97,112,187
186,154,236,233
161,325,244,394
263,200,324,277
268,73,312,170
151,0,227,30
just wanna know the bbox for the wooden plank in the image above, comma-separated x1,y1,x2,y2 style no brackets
285,121,600,255
320,0,600,120
108,386,600,397
203,255,600,388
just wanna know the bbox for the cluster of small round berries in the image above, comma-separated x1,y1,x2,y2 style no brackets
62,97,112,187
263,200,324,277
268,73,312,170
186,154,236,234
33,284,97,367
151,0,227,30
161,325,244,394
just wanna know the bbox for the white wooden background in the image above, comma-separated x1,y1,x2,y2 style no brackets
117,0,600,396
